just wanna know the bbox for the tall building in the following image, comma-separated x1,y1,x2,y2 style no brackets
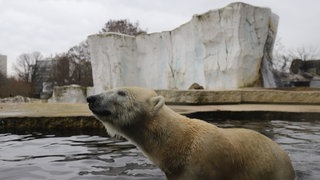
0,54,7,77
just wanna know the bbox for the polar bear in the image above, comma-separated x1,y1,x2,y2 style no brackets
87,87,295,180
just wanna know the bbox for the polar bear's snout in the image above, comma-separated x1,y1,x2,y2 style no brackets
87,95,98,104
87,95,111,116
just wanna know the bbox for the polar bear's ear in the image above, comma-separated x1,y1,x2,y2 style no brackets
150,96,165,115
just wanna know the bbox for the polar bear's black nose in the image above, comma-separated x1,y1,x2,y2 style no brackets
87,95,97,104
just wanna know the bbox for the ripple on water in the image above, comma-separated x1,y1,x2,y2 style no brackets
0,132,164,180
0,119,319,180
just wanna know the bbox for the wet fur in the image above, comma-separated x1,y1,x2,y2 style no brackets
87,87,295,180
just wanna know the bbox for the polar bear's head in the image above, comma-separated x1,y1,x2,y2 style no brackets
87,87,165,136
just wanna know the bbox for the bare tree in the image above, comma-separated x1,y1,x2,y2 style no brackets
32,51,43,62
67,40,90,62
12,52,44,97
0,75,32,98
70,60,93,86
287,46,319,61
272,38,287,71
51,54,71,86
14,53,34,82
100,19,147,36
14,51,43,82
273,38,320,72
66,40,93,86
0,72,6,90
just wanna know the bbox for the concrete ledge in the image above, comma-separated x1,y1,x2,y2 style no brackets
1,103,320,131
2,111,319,132
156,90,241,104
1,89,320,131
241,89,320,104
156,89,320,104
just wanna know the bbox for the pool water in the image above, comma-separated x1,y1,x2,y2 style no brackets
0,120,319,180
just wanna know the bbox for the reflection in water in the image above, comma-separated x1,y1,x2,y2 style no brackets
0,120,319,180
0,132,164,180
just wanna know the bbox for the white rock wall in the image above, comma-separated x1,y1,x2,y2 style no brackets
49,85,87,103
88,2,278,93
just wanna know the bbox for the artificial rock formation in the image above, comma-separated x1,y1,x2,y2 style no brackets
88,2,278,93
49,85,87,103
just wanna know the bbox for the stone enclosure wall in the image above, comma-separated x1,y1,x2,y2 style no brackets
49,85,95,103
88,2,278,93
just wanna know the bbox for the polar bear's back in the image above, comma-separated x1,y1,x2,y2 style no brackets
183,119,295,180
223,128,294,179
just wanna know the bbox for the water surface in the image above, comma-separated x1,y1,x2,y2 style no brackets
0,120,319,180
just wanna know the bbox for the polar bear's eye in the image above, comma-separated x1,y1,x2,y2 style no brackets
117,91,127,97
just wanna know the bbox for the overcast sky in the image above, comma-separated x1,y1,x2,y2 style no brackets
1,0,320,75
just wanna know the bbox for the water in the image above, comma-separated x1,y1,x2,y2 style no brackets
0,120,319,180
0,131,164,180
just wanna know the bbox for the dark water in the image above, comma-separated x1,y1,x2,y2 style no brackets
0,120,319,180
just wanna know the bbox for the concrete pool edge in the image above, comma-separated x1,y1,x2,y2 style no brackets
1,103,319,131
156,88,320,105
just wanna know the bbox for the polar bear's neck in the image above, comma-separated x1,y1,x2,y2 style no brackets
119,105,195,171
